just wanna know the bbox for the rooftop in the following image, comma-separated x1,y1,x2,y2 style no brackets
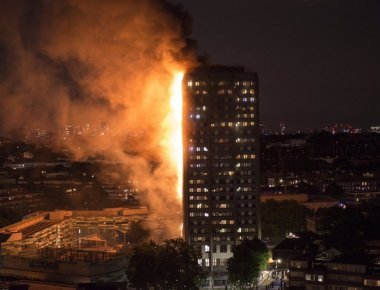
20,220,62,238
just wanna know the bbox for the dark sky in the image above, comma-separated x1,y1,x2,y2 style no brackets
173,0,380,131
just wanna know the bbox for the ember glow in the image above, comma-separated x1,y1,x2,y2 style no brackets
169,72,184,201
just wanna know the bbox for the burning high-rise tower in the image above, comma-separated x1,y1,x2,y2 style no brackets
183,66,261,287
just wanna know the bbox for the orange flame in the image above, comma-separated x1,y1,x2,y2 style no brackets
167,71,184,201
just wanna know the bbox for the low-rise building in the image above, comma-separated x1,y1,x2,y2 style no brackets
0,207,149,286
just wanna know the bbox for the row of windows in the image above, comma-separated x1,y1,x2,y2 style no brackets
237,113,255,119
192,236,206,242
239,219,255,224
189,155,208,160
236,105,255,111
237,97,255,102
213,235,232,242
237,227,255,233
305,274,323,282
189,171,208,177
210,121,255,127
212,211,233,217
211,162,253,168
189,202,253,209
189,195,208,201
191,231,254,242
190,219,255,226
236,154,255,159
207,245,230,254
213,178,254,184
189,203,208,209
236,138,255,143
188,80,255,87
214,228,232,233
209,130,256,136
210,138,256,144
189,212,210,217
192,228,208,234
189,146,208,152
212,219,235,225
217,89,255,95
189,113,202,119
190,89,208,94
217,170,234,176
190,105,207,111
364,279,380,286
197,258,228,268
190,220,207,225
188,194,255,202
188,187,208,193
239,211,255,216
189,179,206,185
208,186,253,192
189,163,207,168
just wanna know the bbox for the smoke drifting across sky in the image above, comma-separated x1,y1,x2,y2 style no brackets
0,0,196,237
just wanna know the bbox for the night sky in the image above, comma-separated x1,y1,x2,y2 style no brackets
173,0,380,131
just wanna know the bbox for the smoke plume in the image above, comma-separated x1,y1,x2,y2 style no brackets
0,0,196,238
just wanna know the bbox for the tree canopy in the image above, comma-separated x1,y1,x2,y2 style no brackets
316,203,380,254
127,238,205,289
227,238,269,288
261,199,308,242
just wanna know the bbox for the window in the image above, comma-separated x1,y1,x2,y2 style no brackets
220,245,227,253
364,279,380,286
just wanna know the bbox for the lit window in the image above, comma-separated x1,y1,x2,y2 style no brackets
188,81,193,87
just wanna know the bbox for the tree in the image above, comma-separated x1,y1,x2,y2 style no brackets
127,241,159,289
227,238,269,288
261,199,308,242
156,239,206,289
126,239,205,289
316,206,367,254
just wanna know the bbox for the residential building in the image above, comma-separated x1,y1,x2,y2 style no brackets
183,66,261,287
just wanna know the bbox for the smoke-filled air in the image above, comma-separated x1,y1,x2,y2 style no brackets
0,0,197,238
